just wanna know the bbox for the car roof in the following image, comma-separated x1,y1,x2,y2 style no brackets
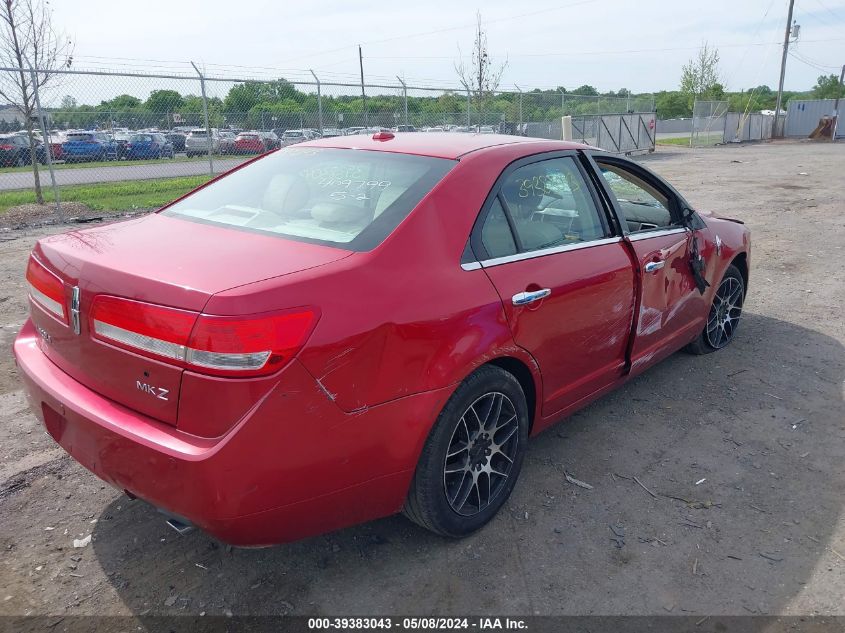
299,132,592,160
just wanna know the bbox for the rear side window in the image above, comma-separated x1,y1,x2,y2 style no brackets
481,199,517,259
67,133,93,141
163,147,455,251
487,157,607,254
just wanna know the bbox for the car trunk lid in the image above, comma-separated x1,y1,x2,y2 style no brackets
28,213,351,425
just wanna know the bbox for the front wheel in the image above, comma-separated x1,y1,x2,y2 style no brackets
404,365,529,538
686,264,745,354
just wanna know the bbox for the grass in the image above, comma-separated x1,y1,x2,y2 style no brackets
0,175,212,213
0,154,241,174
657,134,724,147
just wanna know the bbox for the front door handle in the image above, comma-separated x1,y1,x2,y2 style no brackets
512,288,551,306
644,260,665,273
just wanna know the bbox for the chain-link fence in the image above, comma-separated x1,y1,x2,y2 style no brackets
0,66,656,216
691,100,729,147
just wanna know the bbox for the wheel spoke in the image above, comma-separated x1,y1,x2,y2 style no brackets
494,423,517,446
449,471,473,510
447,441,469,459
483,393,504,431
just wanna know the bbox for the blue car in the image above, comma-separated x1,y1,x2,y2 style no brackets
62,131,118,162
125,132,174,159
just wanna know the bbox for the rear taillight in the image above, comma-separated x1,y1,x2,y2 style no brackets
26,256,68,323
0,144,14,150
90,295,317,377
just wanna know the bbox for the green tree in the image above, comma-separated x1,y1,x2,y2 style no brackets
811,74,845,99
145,89,184,113
655,91,691,118
571,85,598,96
680,42,722,99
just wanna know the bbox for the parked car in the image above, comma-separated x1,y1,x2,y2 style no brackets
320,128,343,138
395,125,417,133
165,132,187,153
233,132,265,154
260,130,280,150
185,128,220,157
218,131,237,155
343,126,365,135
0,135,46,167
125,132,174,160
14,134,750,546
61,131,118,162
280,129,308,146
111,132,133,160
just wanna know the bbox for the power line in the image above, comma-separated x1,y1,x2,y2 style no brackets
364,37,845,60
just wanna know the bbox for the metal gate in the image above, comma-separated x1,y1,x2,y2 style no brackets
566,113,656,154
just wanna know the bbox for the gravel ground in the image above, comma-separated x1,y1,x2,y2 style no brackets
0,140,842,625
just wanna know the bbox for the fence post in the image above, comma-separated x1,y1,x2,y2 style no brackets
515,85,523,134
309,69,323,134
28,66,62,219
396,76,408,127
190,62,214,175
561,91,565,114
466,87,471,128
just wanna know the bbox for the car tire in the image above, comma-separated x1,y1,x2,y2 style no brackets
686,263,745,355
16,154,26,167
403,365,529,538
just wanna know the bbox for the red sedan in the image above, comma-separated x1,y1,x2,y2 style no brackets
233,132,266,154
14,133,750,546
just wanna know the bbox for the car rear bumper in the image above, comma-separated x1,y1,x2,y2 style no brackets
14,319,449,546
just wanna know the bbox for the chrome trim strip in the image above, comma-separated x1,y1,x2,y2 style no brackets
93,320,187,361
477,236,623,269
28,284,65,320
626,227,688,242
93,319,272,372
70,286,81,335
460,261,482,271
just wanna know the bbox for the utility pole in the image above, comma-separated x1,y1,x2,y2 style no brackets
774,0,796,137
833,64,845,141
359,45,368,127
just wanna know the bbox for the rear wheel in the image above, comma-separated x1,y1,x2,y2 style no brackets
15,154,26,167
686,264,745,355
404,365,529,538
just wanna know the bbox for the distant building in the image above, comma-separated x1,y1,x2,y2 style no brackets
0,105,23,127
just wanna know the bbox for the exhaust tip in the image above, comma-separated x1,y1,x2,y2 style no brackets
165,517,194,535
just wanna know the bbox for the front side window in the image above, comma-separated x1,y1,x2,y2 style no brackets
596,161,673,232
163,147,455,251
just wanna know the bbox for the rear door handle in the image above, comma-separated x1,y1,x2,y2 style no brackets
644,260,665,273
512,288,551,306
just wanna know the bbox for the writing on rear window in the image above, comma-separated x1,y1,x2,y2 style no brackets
163,148,454,251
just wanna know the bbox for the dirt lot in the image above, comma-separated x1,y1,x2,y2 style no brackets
0,140,843,624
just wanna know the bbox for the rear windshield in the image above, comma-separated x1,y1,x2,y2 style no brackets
131,134,154,142
189,130,208,136
67,133,94,141
163,147,455,251
238,134,258,139
283,131,303,137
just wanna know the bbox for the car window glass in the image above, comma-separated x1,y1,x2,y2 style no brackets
596,162,673,232
480,198,517,259
499,157,606,252
163,147,455,250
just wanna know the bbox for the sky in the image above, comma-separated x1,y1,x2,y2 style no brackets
50,0,845,95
